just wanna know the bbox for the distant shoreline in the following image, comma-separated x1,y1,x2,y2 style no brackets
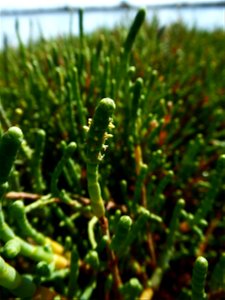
1,1,225,17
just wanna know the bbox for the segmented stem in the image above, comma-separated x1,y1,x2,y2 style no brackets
10,200,46,245
86,98,116,218
51,141,77,196
0,127,23,185
110,215,132,255
123,8,146,56
191,256,208,300
0,203,68,269
31,129,46,193
67,246,79,298
0,256,36,297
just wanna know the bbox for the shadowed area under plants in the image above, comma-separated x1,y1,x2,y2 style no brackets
0,7,225,300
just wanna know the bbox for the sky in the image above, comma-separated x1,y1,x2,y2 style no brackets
1,0,224,10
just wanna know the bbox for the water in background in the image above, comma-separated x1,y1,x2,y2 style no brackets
0,6,225,48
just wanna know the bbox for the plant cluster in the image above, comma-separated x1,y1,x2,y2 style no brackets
0,8,225,299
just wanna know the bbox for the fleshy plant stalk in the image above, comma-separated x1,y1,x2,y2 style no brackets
85,97,116,218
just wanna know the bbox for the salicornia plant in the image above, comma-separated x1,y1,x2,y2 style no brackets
85,97,115,218
0,6,225,299
191,256,208,300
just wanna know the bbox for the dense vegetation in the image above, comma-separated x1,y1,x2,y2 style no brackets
0,8,225,299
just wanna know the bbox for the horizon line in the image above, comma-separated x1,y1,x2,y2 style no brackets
1,1,225,16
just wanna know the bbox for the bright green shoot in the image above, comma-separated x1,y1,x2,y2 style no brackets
0,256,36,297
191,256,208,300
0,126,23,185
85,98,116,218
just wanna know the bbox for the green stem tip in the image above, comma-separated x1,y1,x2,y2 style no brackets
0,127,23,185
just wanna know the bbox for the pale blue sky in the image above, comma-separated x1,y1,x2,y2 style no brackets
1,0,224,10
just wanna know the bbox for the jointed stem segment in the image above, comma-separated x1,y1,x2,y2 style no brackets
191,256,208,300
0,256,36,297
87,164,105,218
0,126,23,185
86,98,116,218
